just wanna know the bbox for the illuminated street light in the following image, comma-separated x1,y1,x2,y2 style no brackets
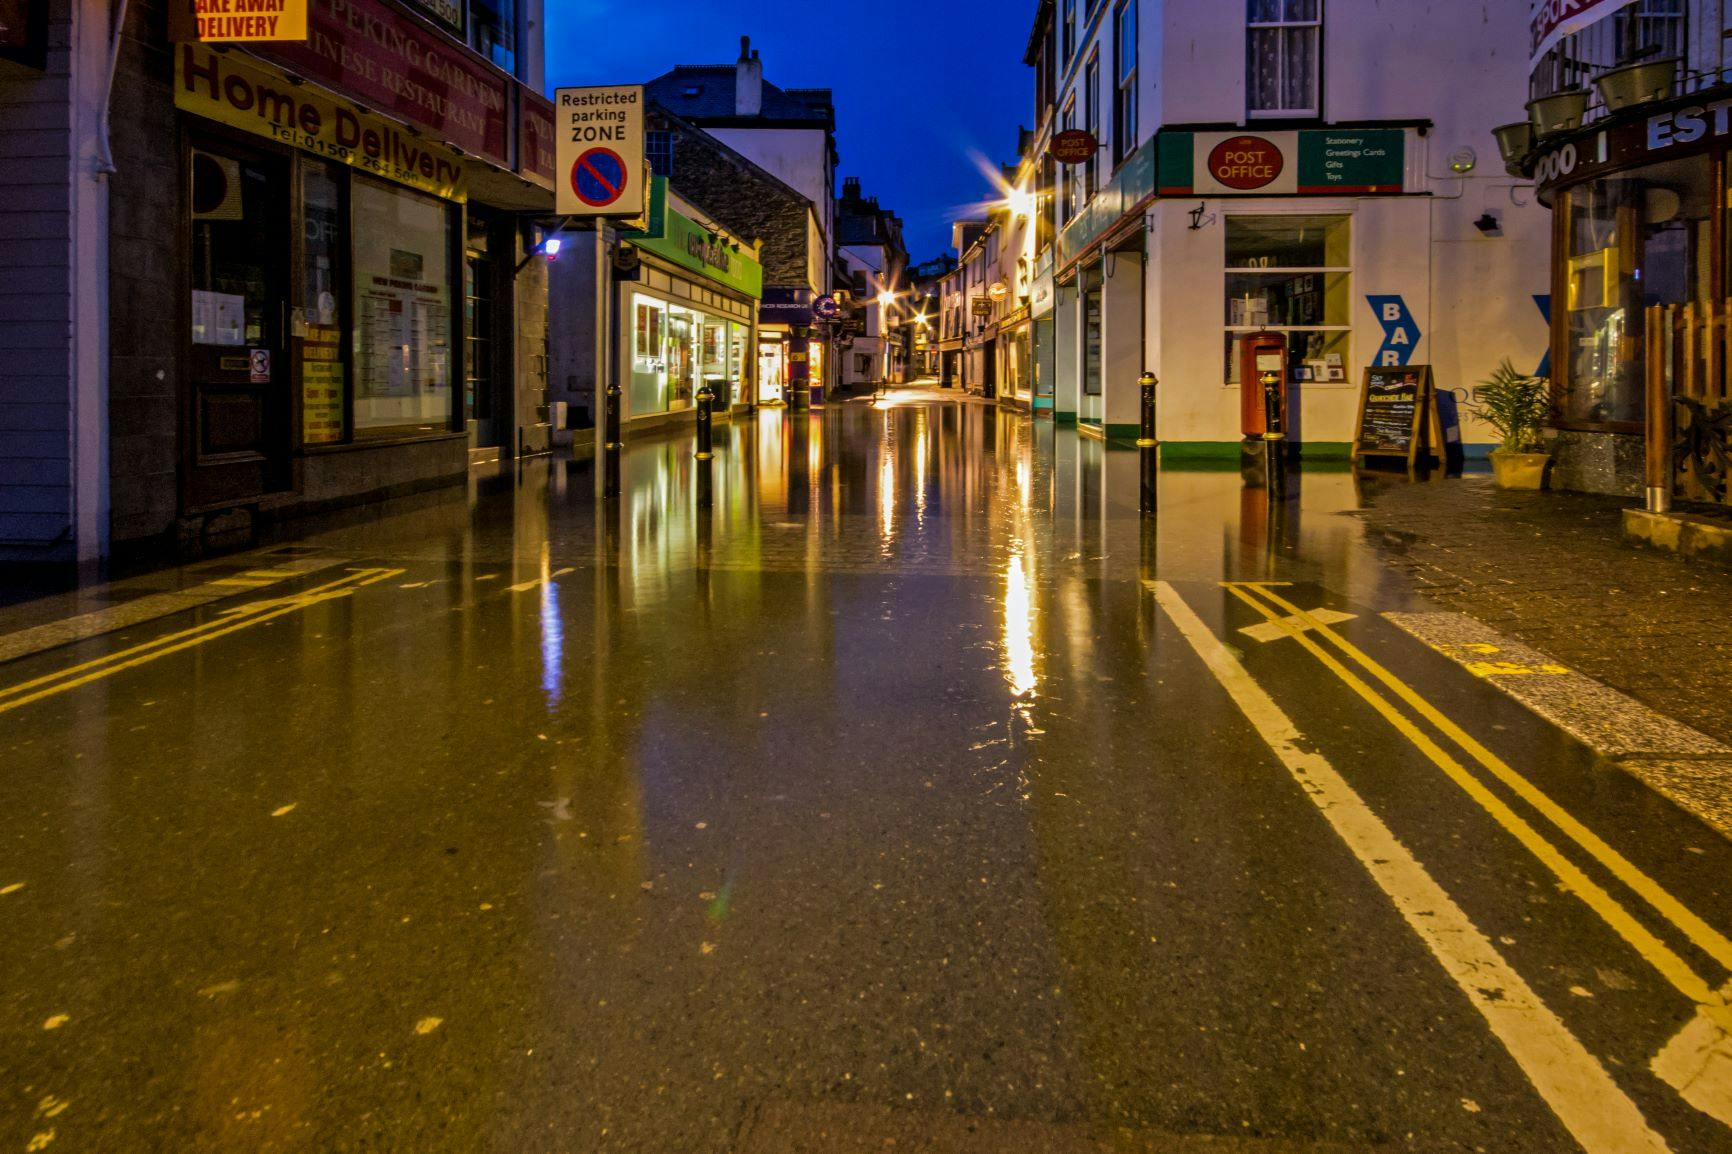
1005,185,1036,219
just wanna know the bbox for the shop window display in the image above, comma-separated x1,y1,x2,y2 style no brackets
1560,156,1709,426
351,178,454,435
1223,214,1351,385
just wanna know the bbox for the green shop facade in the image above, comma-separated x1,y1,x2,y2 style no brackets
618,178,764,424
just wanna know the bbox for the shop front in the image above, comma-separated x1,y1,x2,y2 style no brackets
1029,252,1056,411
172,41,471,516
619,178,762,426
759,288,827,405
110,0,555,554
997,305,1033,411
1528,91,1729,498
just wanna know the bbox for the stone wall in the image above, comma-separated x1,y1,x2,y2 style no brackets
107,0,179,549
1547,429,1642,498
0,0,75,557
652,110,813,289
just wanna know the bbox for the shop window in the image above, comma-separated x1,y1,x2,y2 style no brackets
351,178,455,436
1113,0,1138,165
1247,0,1320,118
1223,214,1350,385
469,0,515,74
1084,284,1103,396
631,293,667,416
300,164,345,445
1559,157,1709,426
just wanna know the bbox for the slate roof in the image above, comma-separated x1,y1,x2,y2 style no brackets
646,66,835,130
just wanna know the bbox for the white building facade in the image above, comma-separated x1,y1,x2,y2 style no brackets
1040,0,1549,450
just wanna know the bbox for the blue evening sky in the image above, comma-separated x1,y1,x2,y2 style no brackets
544,0,1035,261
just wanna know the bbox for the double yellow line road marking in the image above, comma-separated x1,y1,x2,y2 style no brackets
0,567,403,716
1152,580,1673,1152
1221,582,1732,1033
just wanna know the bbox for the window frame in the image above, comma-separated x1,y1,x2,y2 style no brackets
1246,0,1323,120
1084,49,1101,199
1112,0,1138,167
1221,211,1353,388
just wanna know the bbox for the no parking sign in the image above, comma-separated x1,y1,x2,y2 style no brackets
554,86,646,219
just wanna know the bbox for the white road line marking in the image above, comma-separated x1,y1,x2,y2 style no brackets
1238,606,1357,644
1150,580,1671,1154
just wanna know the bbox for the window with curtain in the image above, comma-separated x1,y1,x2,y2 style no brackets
1113,0,1137,165
1247,0,1320,117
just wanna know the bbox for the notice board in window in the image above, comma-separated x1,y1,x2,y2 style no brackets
1353,365,1435,467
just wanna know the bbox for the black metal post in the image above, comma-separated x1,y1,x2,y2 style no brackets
695,383,715,462
1136,371,1158,448
603,380,623,452
1261,369,1286,494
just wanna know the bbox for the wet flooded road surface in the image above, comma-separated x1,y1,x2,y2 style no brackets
3,392,1732,1152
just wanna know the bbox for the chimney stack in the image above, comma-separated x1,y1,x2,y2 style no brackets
736,36,762,117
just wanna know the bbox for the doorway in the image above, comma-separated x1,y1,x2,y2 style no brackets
465,215,502,449
758,338,786,404
186,140,292,510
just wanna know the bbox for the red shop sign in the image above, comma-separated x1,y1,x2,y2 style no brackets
519,88,556,189
1049,129,1097,166
254,0,510,169
1207,135,1284,191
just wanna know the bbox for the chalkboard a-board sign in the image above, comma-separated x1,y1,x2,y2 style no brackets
1353,365,1434,466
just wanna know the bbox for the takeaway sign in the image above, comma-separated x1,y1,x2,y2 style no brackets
170,0,308,41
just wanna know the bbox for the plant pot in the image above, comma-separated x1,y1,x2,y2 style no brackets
1490,449,1550,490
1493,121,1534,175
1527,89,1590,138
1595,57,1679,113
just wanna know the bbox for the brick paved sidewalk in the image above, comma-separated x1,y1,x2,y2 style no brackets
1353,473,1732,747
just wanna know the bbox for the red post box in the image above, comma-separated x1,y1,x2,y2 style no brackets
1239,332,1289,439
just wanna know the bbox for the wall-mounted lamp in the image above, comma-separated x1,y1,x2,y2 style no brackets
516,218,571,272
1188,202,1208,231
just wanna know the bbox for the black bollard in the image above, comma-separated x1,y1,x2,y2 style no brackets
603,380,624,452
1260,369,1287,494
695,383,715,462
1136,371,1158,448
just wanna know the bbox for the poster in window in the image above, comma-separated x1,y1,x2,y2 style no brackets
635,302,663,362
301,324,345,444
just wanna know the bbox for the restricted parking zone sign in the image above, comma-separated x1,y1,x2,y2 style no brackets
554,85,646,218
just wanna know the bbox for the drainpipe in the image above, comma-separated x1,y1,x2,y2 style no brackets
96,0,130,174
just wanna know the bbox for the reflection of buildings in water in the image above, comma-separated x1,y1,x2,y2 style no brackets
1004,547,1037,701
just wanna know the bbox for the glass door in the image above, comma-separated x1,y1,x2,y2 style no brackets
186,140,291,509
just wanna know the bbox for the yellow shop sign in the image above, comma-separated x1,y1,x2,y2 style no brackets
175,43,467,201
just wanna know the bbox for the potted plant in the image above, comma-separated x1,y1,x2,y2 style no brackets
1468,358,1552,489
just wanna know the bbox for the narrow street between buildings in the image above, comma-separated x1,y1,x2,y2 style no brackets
3,393,1732,1152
